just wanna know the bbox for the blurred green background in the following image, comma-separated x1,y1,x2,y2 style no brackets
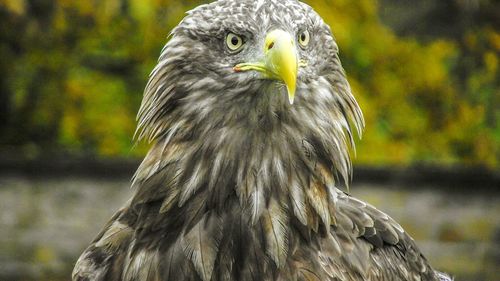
0,0,498,167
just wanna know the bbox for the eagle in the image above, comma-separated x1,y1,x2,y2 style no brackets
73,1,452,280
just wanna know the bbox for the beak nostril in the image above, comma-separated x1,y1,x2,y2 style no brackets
268,42,275,50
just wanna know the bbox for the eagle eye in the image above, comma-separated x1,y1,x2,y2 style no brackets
226,32,244,52
298,30,310,48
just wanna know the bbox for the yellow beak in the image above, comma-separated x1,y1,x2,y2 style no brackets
234,30,298,104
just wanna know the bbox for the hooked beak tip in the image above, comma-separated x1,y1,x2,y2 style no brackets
287,88,295,105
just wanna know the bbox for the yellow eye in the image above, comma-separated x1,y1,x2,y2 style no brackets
298,30,310,48
226,33,244,52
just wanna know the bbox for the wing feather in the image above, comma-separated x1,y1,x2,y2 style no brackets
181,213,223,281
306,180,331,228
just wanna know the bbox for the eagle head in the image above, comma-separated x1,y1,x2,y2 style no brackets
134,0,364,218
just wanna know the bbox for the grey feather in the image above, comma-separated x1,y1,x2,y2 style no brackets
261,198,289,268
289,177,308,225
181,213,223,281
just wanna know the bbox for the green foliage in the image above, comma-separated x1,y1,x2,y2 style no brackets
306,0,499,167
0,0,498,167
